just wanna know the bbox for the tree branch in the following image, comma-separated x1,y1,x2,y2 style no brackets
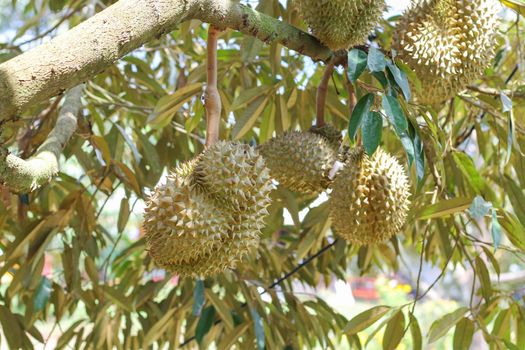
205,26,221,147
0,85,83,193
0,0,333,121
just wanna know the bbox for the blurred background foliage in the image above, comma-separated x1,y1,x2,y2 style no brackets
1,0,525,349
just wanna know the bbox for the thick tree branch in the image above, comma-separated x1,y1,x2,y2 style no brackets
0,85,83,193
205,26,221,147
0,0,332,121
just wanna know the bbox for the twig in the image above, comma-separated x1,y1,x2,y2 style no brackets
205,26,222,147
344,73,357,115
316,60,336,127
14,1,83,48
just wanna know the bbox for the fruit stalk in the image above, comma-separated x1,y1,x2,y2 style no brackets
316,59,336,127
205,26,222,147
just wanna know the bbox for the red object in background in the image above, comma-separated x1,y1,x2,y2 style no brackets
350,277,379,301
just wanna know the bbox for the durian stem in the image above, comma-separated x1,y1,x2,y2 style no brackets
205,26,222,147
316,60,336,127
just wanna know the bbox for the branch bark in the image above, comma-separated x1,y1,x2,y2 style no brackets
316,60,336,127
0,85,83,193
205,26,221,147
0,0,332,121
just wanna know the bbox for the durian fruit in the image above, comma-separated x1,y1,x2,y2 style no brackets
392,0,500,105
259,130,338,194
193,141,273,213
143,142,273,277
330,147,410,245
295,0,386,50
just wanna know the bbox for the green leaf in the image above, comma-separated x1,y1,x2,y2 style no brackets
382,310,405,350
196,306,216,344
362,111,383,155
49,0,66,12
230,85,273,111
386,60,411,101
452,151,484,194
250,307,265,350
117,198,130,233
232,95,269,140
475,256,493,301
409,314,422,350
193,280,205,316
399,131,415,167
34,276,52,312
501,0,525,16
453,317,475,350
501,92,515,164
348,49,368,83
428,307,468,343
0,305,24,349
349,93,374,141
382,95,408,134
344,306,391,336
469,196,493,219
416,197,473,220
367,47,387,72
492,210,502,249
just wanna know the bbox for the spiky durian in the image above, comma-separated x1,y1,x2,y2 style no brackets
392,0,500,105
143,142,273,277
330,148,410,245
259,130,338,194
295,0,386,50
193,141,273,212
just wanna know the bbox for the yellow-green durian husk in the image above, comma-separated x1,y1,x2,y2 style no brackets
295,0,386,50
193,141,273,212
392,0,500,105
259,131,338,194
330,148,410,245
143,142,273,277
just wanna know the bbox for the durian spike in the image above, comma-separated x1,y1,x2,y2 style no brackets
205,26,222,147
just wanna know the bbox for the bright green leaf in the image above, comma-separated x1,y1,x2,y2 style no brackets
349,93,374,141
344,306,391,336
362,111,383,155
348,49,368,83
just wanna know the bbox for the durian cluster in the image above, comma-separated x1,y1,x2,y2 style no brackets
258,125,340,194
259,125,411,245
329,147,410,245
392,0,500,105
295,0,386,50
143,141,272,277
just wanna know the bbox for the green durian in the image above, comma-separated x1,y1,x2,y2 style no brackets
143,142,273,277
392,0,500,105
295,0,386,50
259,129,338,194
330,148,410,245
